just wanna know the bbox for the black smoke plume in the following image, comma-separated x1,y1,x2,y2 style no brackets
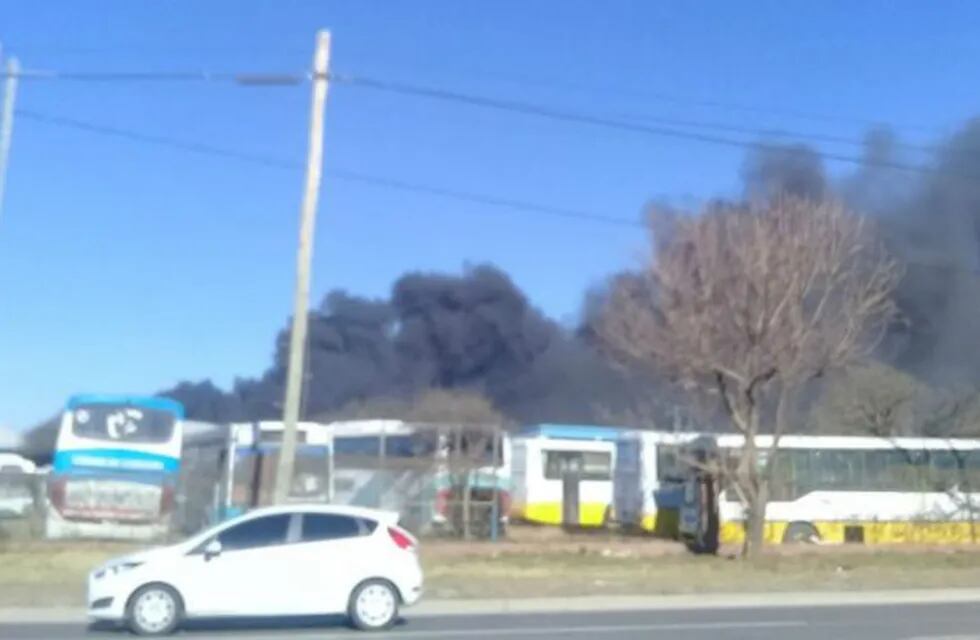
160,265,651,426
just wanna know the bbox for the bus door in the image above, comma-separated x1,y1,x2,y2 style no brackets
562,472,581,527
679,453,719,554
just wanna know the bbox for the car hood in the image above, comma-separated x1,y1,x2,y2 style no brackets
101,542,185,569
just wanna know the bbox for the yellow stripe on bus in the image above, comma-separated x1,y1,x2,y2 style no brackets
639,509,680,538
719,520,980,545
511,501,610,527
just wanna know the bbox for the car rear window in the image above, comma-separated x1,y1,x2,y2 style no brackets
301,513,376,542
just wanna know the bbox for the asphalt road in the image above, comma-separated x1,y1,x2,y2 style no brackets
2,602,979,640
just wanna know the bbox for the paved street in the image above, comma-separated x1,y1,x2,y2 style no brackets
2,602,980,640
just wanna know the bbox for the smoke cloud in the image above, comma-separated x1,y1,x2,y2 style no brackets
25,120,980,448
160,265,652,426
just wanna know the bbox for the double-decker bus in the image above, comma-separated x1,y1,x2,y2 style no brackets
678,433,980,549
46,395,184,540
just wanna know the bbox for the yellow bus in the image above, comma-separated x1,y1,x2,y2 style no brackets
679,433,980,548
510,425,620,527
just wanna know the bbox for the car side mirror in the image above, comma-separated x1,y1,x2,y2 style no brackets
204,539,222,561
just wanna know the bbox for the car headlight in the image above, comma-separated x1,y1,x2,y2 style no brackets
99,561,143,578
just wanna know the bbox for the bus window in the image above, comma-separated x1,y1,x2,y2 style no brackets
543,451,611,481
384,434,437,458
928,450,961,491
581,451,612,480
446,433,503,466
71,404,175,443
290,452,330,498
335,436,380,456
544,451,574,479
878,449,928,491
259,429,308,444
965,452,980,490
768,452,795,501
656,445,683,482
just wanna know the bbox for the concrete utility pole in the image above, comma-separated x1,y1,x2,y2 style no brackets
0,51,20,223
274,30,332,504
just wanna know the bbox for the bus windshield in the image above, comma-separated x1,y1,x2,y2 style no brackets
71,404,176,444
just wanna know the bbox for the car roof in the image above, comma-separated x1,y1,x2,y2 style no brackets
238,503,399,523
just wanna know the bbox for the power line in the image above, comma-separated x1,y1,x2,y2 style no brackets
328,73,965,178
1,66,950,153
406,63,944,135
615,111,941,156
16,108,643,229
327,169,643,228
9,69,308,85
14,107,980,276
2,66,960,161
17,109,301,168
4,58,943,135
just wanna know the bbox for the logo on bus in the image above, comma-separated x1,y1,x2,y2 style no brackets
104,409,143,440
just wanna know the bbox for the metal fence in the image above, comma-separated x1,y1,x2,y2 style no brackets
0,470,45,540
4,421,509,543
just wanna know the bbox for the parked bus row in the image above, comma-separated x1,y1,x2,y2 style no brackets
41,394,980,548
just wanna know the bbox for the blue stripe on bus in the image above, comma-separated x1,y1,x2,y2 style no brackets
65,394,185,418
519,424,625,441
53,449,180,474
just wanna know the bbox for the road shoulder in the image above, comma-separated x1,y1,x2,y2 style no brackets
6,588,980,623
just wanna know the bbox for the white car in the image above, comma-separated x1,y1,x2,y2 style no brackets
87,504,423,635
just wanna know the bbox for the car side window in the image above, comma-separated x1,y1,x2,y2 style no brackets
300,513,373,542
217,514,291,551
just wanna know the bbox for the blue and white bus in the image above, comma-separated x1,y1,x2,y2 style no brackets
46,395,184,540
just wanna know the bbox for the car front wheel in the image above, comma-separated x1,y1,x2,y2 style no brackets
126,584,182,636
349,579,400,631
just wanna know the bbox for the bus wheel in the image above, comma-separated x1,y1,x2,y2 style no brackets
783,522,820,545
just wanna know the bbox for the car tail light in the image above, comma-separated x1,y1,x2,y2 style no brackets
388,526,416,551
160,485,175,515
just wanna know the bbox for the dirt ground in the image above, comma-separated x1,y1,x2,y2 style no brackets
4,526,980,606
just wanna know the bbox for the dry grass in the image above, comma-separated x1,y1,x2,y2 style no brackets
422,541,980,598
0,541,137,606
4,530,980,606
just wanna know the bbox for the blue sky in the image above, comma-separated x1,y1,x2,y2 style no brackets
2,1,980,430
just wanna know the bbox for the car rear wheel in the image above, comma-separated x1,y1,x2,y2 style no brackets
349,579,399,631
126,584,182,636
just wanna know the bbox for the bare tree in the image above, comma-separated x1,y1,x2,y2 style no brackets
811,362,924,437
599,196,900,557
314,396,414,422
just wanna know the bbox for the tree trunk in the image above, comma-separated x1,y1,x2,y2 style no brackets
742,480,768,558
462,469,472,540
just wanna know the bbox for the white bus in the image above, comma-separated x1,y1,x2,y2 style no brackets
510,425,621,528
613,430,702,536
329,420,510,536
679,433,980,548
222,421,334,519
47,395,184,540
